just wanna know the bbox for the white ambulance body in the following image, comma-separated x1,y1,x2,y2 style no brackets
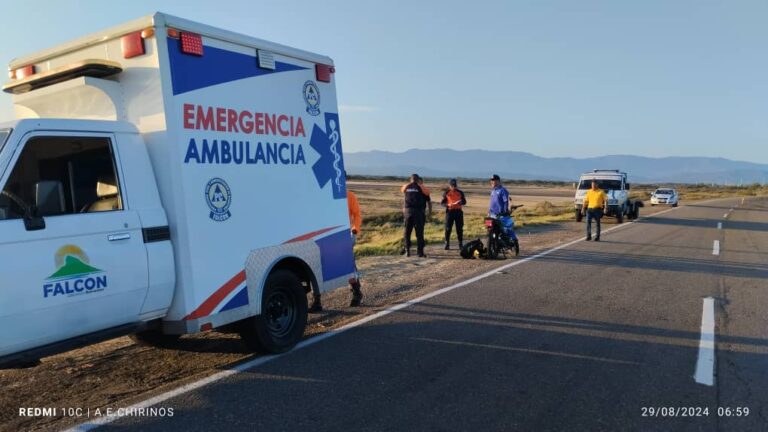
0,13,354,365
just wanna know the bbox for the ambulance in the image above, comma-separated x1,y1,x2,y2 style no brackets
0,13,355,366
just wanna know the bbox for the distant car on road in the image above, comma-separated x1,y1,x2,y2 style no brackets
650,188,679,206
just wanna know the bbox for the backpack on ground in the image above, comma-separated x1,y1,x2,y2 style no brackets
460,239,485,259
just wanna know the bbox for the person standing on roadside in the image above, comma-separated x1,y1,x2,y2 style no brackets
441,178,466,250
488,174,510,217
346,175,363,306
310,172,364,313
401,174,430,257
581,180,607,241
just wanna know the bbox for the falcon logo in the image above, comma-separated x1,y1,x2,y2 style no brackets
43,245,107,298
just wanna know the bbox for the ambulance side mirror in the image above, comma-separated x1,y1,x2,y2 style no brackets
23,207,45,231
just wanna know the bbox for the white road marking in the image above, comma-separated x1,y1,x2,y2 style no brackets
694,297,716,386
723,213,729,218
712,240,720,255
717,222,722,230
67,202,695,431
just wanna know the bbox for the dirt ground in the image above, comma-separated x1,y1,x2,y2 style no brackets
0,193,670,432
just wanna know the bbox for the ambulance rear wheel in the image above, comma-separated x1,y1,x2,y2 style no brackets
240,269,307,354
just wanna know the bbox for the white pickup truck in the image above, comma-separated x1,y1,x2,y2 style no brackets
0,13,355,366
574,170,643,223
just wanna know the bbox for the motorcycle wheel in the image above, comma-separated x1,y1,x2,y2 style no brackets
486,232,499,259
514,239,520,256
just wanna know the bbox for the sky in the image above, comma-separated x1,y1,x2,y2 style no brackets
0,0,766,162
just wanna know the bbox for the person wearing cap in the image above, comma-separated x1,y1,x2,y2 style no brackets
441,178,467,250
581,180,607,241
488,174,510,217
401,174,430,257
310,172,364,313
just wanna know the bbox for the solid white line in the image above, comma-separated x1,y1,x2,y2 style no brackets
712,240,720,256
67,202,692,431
717,222,722,230
694,297,716,386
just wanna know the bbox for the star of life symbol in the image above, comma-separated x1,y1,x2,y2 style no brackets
309,113,346,199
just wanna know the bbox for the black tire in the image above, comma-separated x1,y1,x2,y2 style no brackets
575,209,583,222
486,232,499,259
130,330,181,348
633,206,640,219
616,212,623,224
513,239,520,256
239,269,307,354
673,202,678,207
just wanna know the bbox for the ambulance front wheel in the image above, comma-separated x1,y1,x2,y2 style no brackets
239,269,308,354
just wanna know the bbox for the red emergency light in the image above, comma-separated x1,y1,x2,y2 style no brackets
121,31,145,59
12,65,35,80
315,64,334,83
180,32,204,56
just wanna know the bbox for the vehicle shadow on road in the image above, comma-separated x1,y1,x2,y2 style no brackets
638,216,768,232
535,249,767,279
119,308,768,432
403,302,768,349
603,240,768,257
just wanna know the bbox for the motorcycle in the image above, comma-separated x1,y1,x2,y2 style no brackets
484,205,523,259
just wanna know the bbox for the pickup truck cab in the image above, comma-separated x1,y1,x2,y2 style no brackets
574,169,643,223
0,119,174,362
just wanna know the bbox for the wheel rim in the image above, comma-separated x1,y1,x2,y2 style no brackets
265,288,296,338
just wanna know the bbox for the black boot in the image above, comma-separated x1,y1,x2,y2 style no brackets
308,295,323,313
444,241,450,250
349,281,363,307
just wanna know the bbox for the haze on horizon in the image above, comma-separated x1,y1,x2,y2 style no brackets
0,0,765,162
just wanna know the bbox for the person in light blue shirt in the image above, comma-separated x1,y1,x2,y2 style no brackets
488,174,510,217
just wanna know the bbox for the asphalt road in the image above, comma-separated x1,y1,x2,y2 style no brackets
85,197,768,432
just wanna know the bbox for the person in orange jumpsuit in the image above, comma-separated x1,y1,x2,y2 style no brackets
309,172,363,313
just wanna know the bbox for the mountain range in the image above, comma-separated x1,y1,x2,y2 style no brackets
344,149,768,184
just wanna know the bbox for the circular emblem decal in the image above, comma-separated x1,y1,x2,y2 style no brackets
205,178,232,222
303,80,321,116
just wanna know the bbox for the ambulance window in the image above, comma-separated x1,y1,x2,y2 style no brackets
0,136,123,220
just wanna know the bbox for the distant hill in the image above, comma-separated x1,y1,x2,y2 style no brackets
344,149,768,184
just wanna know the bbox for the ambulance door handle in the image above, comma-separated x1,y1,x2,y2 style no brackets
108,232,131,242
